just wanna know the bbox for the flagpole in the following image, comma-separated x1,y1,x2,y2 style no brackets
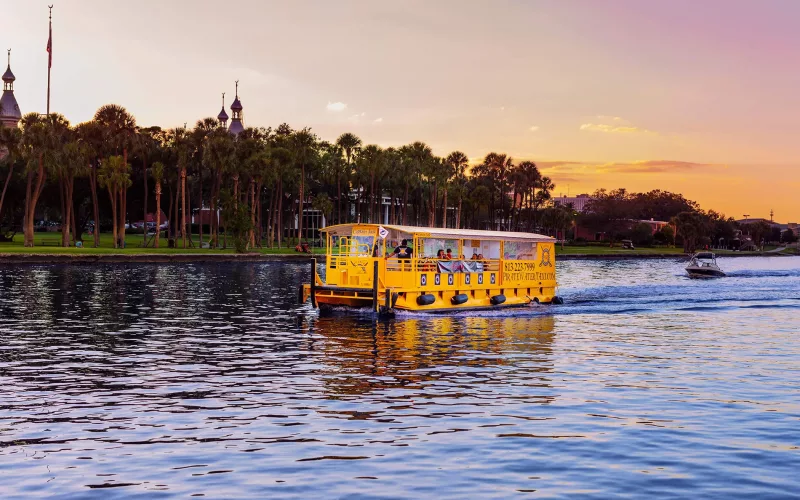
47,5,52,116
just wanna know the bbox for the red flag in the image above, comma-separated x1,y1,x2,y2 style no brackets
46,24,52,68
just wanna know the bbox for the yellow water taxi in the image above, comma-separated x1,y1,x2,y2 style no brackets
300,224,560,313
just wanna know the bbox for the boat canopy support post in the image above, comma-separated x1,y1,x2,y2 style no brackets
372,260,379,312
310,258,317,307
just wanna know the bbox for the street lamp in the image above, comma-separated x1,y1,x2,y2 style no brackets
743,214,750,242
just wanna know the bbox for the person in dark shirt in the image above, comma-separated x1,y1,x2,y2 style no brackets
387,239,413,259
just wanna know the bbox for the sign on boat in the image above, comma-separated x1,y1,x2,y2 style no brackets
300,224,560,313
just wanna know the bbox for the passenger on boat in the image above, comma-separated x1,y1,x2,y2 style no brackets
445,249,453,260
471,251,479,260
437,249,445,259
386,239,412,259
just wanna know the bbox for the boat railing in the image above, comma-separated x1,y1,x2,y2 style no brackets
383,257,502,289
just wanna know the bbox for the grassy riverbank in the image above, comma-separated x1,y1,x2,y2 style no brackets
0,233,788,259
0,233,325,255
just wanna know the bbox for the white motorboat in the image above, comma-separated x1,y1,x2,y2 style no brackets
686,252,725,278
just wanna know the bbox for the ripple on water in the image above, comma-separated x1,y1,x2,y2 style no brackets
0,258,799,498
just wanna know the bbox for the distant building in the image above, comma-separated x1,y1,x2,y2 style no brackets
217,93,229,128
552,194,592,212
735,217,774,226
575,219,670,241
0,50,21,129
737,218,798,236
212,81,244,136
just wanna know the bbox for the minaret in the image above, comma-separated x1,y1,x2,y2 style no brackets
228,80,244,136
217,92,228,127
0,49,22,128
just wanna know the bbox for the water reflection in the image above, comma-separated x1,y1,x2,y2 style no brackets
1,259,799,498
309,315,556,398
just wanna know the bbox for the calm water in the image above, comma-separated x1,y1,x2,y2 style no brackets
1,257,799,499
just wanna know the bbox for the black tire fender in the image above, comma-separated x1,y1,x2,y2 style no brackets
417,294,436,306
451,293,469,305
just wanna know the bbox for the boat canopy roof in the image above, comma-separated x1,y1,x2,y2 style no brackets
321,223,556,242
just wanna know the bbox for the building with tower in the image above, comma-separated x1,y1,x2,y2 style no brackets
228,81,244,136
217,93,228,127
0,50,21,129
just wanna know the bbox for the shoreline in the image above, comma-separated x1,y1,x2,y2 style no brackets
0,251,792,265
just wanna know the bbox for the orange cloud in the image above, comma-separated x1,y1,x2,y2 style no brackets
594,160,720,173
579,123,654,134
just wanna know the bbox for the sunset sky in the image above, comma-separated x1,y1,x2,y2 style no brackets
4,0,799,221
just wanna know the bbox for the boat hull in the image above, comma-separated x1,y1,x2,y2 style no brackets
686,267,726,278
306,284,557,313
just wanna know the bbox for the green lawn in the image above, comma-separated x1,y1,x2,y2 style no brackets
0,232,326,255
1,232,785,258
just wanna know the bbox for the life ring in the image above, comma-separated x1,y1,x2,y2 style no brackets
416,294,436,306
451,293,469,305
490,294,506,305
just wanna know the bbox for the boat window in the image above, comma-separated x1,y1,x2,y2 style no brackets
464,240,500,260
420,238,459,259
385,231,413,254
503,241,537,260
349,235,374,256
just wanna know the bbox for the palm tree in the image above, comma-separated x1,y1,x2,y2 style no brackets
532,175,555,231
192,117,221,248
291,128,316,243
75,121,105,247
423,156,444,227
202,128,234,248
269,145,293,247
151,161,165,248
483,153,514,229
316,141,343,225
94,104,137,246
20,113,70,247
402,142,433,225
98,155,131,248
136,127,160,247
168,127,190,248
438,153,460,228
356,145,385,224
508,162,527,230
381,148,403,225
335,132,361,223
0,126,22,225
511,161,540,231
469,184,491,228
445,151,469,229
60,139,90,246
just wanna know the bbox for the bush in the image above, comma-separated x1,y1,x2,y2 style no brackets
224,204,253,253
630,222,654,247
658,225,675,246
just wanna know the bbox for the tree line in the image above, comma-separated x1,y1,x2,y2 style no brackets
578,188,797,252
0,105,560,249
2,104,792,253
